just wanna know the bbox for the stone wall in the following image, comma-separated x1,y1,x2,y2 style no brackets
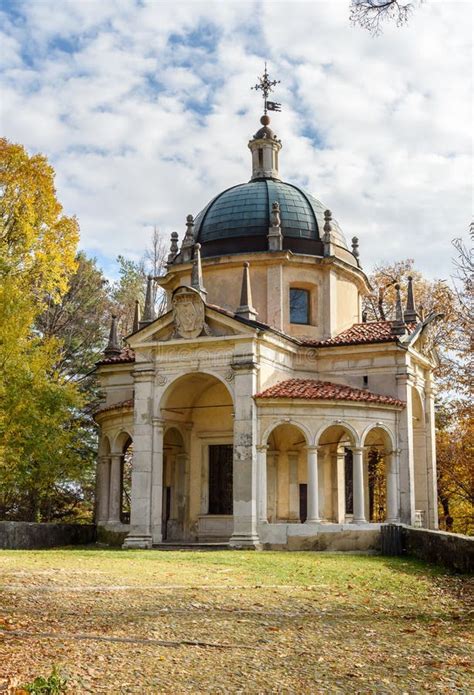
0,522,96,549
381,524,473,573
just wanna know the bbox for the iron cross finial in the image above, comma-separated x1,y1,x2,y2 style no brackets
252,63,281,114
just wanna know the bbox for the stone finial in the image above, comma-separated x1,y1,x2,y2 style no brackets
404,275,417,322
104,314,121,355
323,209,333,256
392,284,407,336
180,214,195,263
191,243,206,300
419,304,425,321
141,275,155,326
236,262,258,321
168,231,179,265
271,201,281,227
268,200,283,251
352,236,360,263
132,299,141,333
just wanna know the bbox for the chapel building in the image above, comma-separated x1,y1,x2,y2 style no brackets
94,104,439,550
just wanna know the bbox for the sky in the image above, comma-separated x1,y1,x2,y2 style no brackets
1,0,472,280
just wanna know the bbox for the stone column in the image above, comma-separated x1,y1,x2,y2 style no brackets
229,354,260,548
306,446,321,523
267,451,278,522
108,454,122,523
150,418,164,544
288,451,300,521
352,447,366,524
95,455,111,524
257,444,268,524
386,450,400,523
123,366,154,549
397,372,416,525
425,377,439,529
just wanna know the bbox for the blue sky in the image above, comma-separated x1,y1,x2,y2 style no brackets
1,0,472,279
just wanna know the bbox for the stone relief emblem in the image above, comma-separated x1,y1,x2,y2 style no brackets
172,287,210,339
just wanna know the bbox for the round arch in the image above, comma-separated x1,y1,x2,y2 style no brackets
261,419,312,447
314,421,360,447
111,429,133,454
159,370,234,414
361,423,396,451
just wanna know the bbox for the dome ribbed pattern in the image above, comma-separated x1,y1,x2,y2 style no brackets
194,179,347,253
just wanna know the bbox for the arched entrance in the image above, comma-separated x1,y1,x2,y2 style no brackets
265,423,309,523
362,426,398,523
317,424,358,523
159,372,234,542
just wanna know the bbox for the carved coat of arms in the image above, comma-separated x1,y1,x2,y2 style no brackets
171,287,208,339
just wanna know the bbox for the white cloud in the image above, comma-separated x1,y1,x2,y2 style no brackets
0,0,471,280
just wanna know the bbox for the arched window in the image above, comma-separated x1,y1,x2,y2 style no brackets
289,288,310,324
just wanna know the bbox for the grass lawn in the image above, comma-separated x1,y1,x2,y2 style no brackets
0,549,472,694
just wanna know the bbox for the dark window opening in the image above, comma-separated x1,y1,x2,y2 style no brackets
363,375,368,388
208,444,233,515
299,484,307,523
258,148,263,168
344,448,354,515
290,288,310,324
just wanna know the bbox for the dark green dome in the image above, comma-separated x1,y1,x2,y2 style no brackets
194,179,347,258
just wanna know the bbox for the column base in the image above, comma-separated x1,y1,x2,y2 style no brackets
352,518,368,525
122,534,153,549
229,533,263,550
305,518,321,524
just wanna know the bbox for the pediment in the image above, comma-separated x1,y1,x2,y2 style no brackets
127,291,258,348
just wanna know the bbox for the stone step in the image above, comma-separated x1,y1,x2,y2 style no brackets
152,542,229,551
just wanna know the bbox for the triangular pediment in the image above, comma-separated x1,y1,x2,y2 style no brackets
127,289,259,349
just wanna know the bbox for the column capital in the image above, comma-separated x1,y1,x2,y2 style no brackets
350,446,364,455
305,445,321,453
97,455,110,464
110,452,123,461
256,444,269,453
152,416,165,429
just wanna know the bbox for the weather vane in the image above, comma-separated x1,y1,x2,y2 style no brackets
252,62,281,115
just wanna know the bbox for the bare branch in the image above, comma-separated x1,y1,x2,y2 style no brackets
350,0,414,36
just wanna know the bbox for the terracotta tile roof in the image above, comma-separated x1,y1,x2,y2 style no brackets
301,320,417,348
96,347,135,366
95,398,134,415
255,378,405,408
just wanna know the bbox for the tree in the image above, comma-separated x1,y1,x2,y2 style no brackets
363,258,456,385
350,0,416,35
111,226,169,336
0,138,84,521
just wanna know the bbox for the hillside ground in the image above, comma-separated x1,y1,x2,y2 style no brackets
0,549,472,693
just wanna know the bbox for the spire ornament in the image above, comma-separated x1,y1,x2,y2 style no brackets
140,275,156,327
392,283,407,336
132,299,141,333
404,275,418,323
268,201,283,251
104,314,121,355
168,231,179,265
236,262,258,321
323,209,334,257
180,214,195,264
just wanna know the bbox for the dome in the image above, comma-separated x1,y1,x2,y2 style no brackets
194,179,348,258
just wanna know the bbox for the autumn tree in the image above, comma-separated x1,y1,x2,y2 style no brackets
0,138,85,521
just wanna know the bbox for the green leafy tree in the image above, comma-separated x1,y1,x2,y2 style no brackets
0,138,85,521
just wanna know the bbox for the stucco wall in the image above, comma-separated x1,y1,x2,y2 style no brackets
0,522,96,549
